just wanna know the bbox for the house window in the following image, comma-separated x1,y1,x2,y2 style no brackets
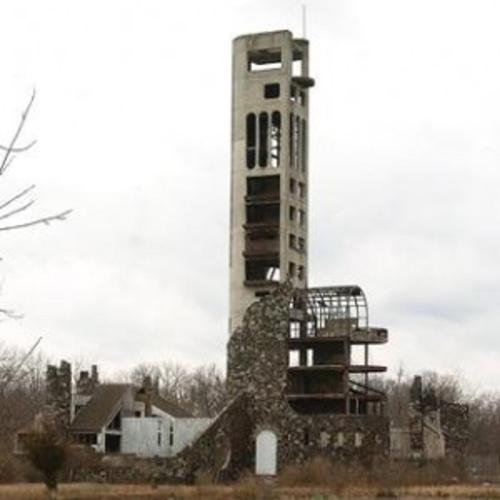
169,423,174,447
108,411,121,431
157,420,162,447
304,428,310,446
288,262,296,278
355,432,363,448
336,432,345,448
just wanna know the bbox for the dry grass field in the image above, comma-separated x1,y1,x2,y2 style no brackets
0,483,500,499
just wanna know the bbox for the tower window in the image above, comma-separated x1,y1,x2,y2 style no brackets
246,203,280,224
289,206,296,221
301,119,307,172
289,350,300,366
290,178,296,194
247,176,280,199
298,182,305,198
289,321,300,338
289,262,296,278
245,259,280,282
266,266,280,281
246,113,256,169
248,48,282,72
264,83,280,99
289,113,294,167
294,115,301,169
289,234,296,249
259,112,268,167
292,53,303,77
270,111,281,168
297,265,305,280
298,209,305,226
298,237,305,252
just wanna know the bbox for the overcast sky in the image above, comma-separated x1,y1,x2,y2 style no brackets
0,0,499,391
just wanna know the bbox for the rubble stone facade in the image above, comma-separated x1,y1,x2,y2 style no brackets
227,284,389,471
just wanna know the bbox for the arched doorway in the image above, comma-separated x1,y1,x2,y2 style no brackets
255,430,277,475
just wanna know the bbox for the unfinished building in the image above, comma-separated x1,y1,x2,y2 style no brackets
226,30,390,475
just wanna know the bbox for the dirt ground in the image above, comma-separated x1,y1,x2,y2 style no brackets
0,483,499,499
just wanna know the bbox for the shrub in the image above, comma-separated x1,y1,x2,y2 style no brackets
23,428,68,495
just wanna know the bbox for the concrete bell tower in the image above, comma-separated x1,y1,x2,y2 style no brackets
229,30,315,332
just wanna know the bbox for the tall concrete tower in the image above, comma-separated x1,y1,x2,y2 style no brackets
229,30,314,332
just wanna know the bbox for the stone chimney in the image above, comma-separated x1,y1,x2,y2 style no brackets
45,360,72,431
91,364,99,385
76,365,99,396
143,376,153,417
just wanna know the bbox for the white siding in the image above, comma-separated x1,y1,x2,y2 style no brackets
122,418,165,457
171,418,213,455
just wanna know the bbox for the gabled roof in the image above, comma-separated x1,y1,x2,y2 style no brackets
71,384,134,432
151,394,192,418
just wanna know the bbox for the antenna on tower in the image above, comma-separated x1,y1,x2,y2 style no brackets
302,4,307,38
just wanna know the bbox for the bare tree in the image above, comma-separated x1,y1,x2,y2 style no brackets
124,361,227,417
0,91,71,234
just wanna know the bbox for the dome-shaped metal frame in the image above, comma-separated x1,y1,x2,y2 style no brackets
290,285,369,336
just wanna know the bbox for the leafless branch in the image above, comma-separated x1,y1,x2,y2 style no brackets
0,90,36,175
0,308,23,319
0,200,35,222
0,337,42,392
0,209,72,232
0,185,35,212
0,140,37,153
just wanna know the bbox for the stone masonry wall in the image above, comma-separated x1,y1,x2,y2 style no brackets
227,283,390,472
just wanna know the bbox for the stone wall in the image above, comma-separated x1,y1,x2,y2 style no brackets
441,401,469,468
227,283,390,472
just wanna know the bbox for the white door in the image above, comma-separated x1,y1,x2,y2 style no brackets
255,430,277,475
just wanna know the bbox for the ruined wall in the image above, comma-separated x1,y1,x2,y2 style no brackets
227,284,390,471
441,402,469,467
